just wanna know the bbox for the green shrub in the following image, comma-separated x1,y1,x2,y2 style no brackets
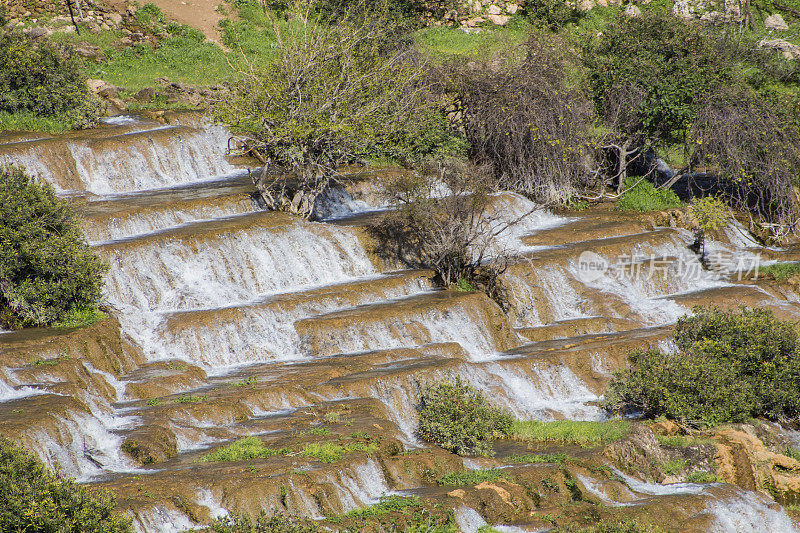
200,437,288,462
0,32,102,129
511,420,631,446
208,511,322,532
615,176,683,212
586,11,730,147
417,377,513,456
0,437,131,532
0,166,107,328
604,306,800,424
524,0,582,29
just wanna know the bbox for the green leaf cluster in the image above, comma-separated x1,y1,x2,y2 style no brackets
604,306,800,424
0,166,107,328
416,376,512,456
0,31,102,129
586,11,730,146
615,176,684,212
0,437,131,532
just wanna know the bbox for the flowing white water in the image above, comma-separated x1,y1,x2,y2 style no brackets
0,125,236,195
24,410,142,481
84,192,256,243
326,458,393,512
301,302,505,360
160,275,432,368
708,491,799,533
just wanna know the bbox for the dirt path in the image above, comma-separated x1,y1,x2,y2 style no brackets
139,0,228,45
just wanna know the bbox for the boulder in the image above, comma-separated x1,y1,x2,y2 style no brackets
108,12,123,26
624,4,642,16
759,38,800,60
133,87,156,102
86,78,107,94
487,13,511,25
73,42,106,62
487,4,502,15
765,13,789,31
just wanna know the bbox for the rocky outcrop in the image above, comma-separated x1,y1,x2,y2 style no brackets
714,424,800,504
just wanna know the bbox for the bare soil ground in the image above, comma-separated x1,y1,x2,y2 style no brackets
135,0,228,44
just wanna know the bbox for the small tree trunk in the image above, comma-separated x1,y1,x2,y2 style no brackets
66,0,81,34
616,140,631,194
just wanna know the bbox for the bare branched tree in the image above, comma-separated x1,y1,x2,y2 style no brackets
370,159,516,308
691,87,800,234
216,0,440,218
437,35,597,205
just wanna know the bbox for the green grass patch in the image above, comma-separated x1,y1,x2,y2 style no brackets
0,112,74,134
414,22,532,61
511,420,632,447
615,176,684,212
339,495,422,520
661,458,686,476
232,376,258,388
299,441,378,463
200,436,289,462
507,452,574,465
53,307,107,328
686,470,719,483
31,353,71,367
758,262,800,282
299,426,331,437
655,434,714,447
436,468,511,486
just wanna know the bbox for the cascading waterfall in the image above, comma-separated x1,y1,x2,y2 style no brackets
3,116,799,531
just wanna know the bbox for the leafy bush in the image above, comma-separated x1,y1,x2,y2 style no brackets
216,0,457,216
586,11,730,147
615,176,684,212
604,306,800,424
417,376,512,456
0,32,102,129
0,166,107,328
524,0,582,29
0,437,131,532
686,470,719,483
511,420,631,446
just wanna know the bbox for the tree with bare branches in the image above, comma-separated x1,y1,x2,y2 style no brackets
215,0,447,218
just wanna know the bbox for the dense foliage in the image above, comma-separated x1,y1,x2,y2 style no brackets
604,307,800,424
0,437,131,532
615,176,683,212
417,376,512,456
0,166,107,328
0,31,102,129
586,12,730,147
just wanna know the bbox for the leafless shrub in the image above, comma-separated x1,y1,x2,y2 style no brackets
436,35,597,204
691,87,800,233
369,158,513,308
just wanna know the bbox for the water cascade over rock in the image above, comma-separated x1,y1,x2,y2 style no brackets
1,114,799,531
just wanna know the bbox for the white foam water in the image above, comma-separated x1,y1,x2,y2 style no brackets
196,489,229,520
131,506,195,533
160,274,431,368
327,458,392,512
302,302,503,360
474,362,602,420
708,491,799,533
24,410,142,481
454,506,488,533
